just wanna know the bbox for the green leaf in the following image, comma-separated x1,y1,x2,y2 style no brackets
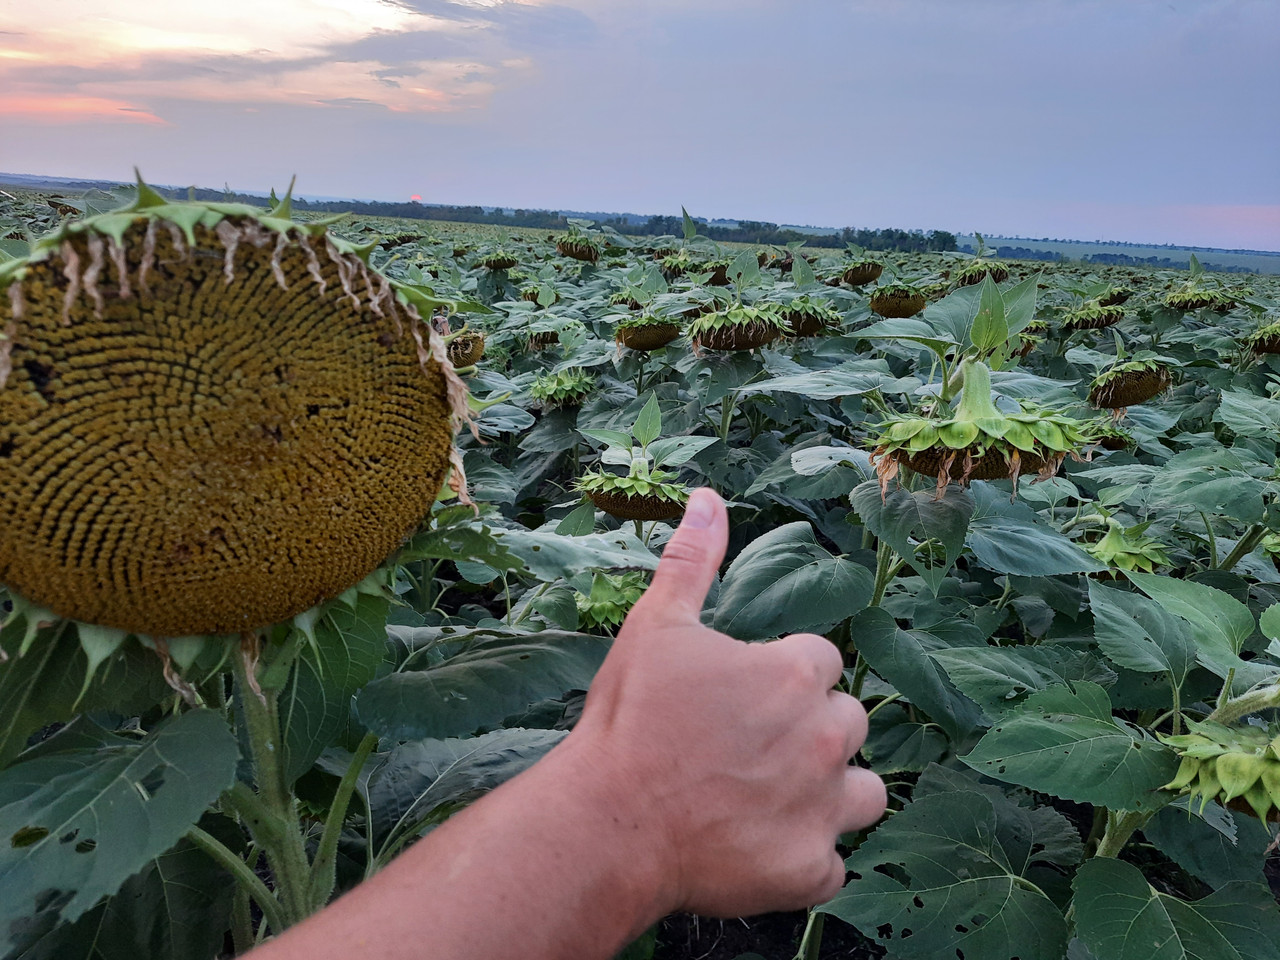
857,316,958,361
494,526,658,581
745,441,871,499
1072,858,1280,960
1125,572,1262,684
0,620,171,767
1143,801,1271,889
1214,390,1280,439
930,644,1115,716
632,393,662,448
726,248,759,288
280,594,389,785
555,502,597,536
738,359,916,401
359,728,566,849
647,435,718,468
1088,582,1196,684
355,630,610,740
961,681,1177,810
461,450,518,505
1260,603,1280,644
970,275,1008,353
681,206,697,241
13,814,243,960
966,483,1107,576
849,607,985,740
851,480,973,593
530,584,580,631
820,787,1068,960
0,711,239,952
1001,273,1040,337
579,428,634,451
791,250,815,287
712,522,874,640
862,703,948,775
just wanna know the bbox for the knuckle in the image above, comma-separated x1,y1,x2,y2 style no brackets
656,536,707,570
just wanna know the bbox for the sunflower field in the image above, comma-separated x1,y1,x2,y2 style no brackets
3,182,1280,960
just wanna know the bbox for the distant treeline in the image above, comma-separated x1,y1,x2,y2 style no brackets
160,186,959,254
619,216,957,252
958,241,1257,274
1085,252,1255,274
960,244,1064,262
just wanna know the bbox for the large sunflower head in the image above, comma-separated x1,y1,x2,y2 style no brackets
0,177,471,641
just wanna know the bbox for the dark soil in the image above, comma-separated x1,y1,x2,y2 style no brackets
652,910,883,960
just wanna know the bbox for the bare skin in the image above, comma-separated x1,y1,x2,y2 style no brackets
252,488,887,959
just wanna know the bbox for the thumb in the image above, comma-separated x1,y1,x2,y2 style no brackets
636,488,728,624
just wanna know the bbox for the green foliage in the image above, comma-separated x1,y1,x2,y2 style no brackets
5,184,1280,957
0,712,239,953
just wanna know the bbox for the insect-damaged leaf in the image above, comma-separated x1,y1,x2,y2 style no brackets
961,681,1178,810
820,771,1070,960
0,711,238,954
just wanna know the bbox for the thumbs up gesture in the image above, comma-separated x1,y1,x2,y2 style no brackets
572,488,887,918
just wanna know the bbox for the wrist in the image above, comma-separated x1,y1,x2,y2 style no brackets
539,729,679,937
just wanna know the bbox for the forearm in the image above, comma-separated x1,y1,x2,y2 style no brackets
251,734,669,960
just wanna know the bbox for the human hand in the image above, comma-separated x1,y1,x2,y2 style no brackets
568,488,887,918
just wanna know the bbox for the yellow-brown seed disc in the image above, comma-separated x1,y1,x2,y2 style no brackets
0,217,456,637
1089,368,1171,409
869,291,927,319
616,323,680,351
903,447,1050,483
589,489,684,521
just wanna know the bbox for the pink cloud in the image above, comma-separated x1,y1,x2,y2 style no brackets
0,94,166,125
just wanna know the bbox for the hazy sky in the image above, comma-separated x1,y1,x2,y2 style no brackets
1,0,1277,249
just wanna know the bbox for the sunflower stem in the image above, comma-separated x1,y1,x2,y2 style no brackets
187,824,287,938
309,730,379,911
1093,809,1150,859
793,908,825,960
869,539,899,608
1217,524,1266,573
232,642,313,926
1208,681,1280,725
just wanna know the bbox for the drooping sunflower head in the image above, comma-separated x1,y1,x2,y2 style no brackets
0,176,471,639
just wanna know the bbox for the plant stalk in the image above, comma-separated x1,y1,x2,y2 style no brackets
187,824,288,937
309,731,379,909
1093,809,1151,859
794,908,825,960
1208,681,1280,725
869,539,899,608
1218,523,1266,573
232,641,313,926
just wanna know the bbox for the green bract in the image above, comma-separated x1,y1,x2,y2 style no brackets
1086,519,1171,573
574,572,647,630
1164,285,1235,312
869,359,1095,497
555,230,601,264
1247,320,1280,354
529,368,595,407
954,258,1010,286
1088,356,1172,409
687,302,789,351
1161,720,1280,820
1062,300,1125,332
478,249,519,270
776,294,841,336
575,464,688,520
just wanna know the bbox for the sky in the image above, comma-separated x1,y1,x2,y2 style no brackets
1,0,1277,250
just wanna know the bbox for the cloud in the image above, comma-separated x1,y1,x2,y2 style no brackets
0,0,538,121
0,94,166,125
